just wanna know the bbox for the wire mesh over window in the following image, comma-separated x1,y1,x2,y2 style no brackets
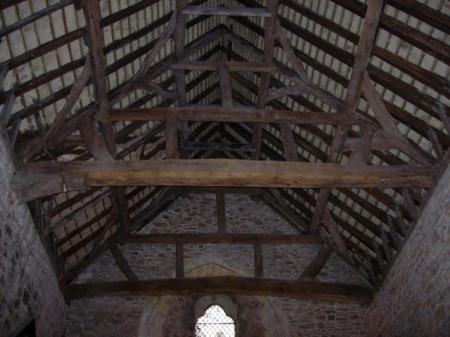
195,305,235,337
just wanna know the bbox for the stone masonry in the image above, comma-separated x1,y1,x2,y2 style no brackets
0,130,66,337
365,165,450,337
66,193,368,337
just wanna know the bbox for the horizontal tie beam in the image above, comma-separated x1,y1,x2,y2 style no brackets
120,233,322,245
13,159,434,202
171,61,277,72
66,276,372,304
182,6,272,17
96,106,372,125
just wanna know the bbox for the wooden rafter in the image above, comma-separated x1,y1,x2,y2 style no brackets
3,0,447,292
300,246,333,280
44,58,92,142
280,120,299,161
17,26,225,161
174,0,188,106
251,0,279,159
229,57,429,224
110,243,139,281
223,88,396,279
79,0,116,155
311,0,385,233
134,12,177,80
361,72,434,165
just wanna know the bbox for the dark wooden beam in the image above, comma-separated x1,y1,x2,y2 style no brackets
311,0,385,233
361,72,432,165
182,6,271,17
174,0,188,106
176,186,261,195
0,92,15,127
300,246,333,280
176,243,184,278
13,159,434,201
279,0,450,101
343,0,385,118
256,189,309,233
227,18,449,147
0,0,73,38
385,0,450,35
0,64,9,92
110,244,139,281
172,61,277,72
323,209,352,260
79,0,116,155
44,59,92,141
120,233,321,245
252,0,278,159
229,60,424,228
112,187,131,234
66,276,372,304
135,12,177,79
18,26,225,160
165,117,178,159
280,120,298,161
254,243,264,278
99,107,366,125
332,0,450,65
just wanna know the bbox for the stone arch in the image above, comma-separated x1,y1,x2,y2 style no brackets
194,295,239,336
137,263,289,337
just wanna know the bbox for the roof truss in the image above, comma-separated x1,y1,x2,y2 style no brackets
0,0,449,293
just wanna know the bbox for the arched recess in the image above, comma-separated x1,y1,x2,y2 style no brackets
137,264,289,337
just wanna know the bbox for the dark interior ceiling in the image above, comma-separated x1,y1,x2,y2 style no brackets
0,0,449,295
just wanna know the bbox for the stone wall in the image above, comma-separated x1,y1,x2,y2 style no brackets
0,131,66,337
365,165,450,337
66,193,368,337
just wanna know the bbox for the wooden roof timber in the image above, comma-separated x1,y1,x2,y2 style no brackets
13,159,433,202
221,93,411,278
1,0,448,290
229,71,422,218
311,0,385,233
3,6,213,120
221,134,378,282
43,69,222,272
222,11,440,277
182,6,272,17
231,13,450,147
66,277,372,304
97,106,372,125
227,45,435,170
120,233,321,245
17,26,225,160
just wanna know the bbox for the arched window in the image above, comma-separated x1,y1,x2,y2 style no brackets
194,305,235,337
